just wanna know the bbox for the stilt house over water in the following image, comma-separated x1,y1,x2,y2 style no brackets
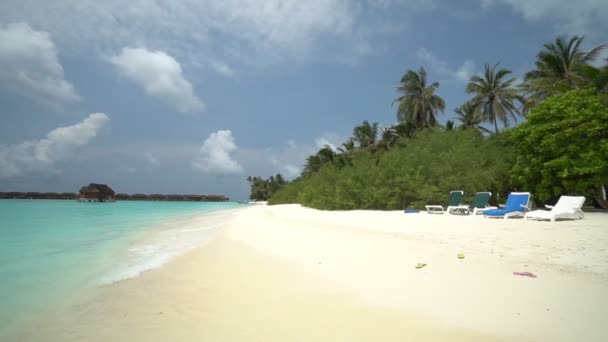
79,183,115,202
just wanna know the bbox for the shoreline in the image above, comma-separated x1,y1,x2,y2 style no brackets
97,205,244,285
7,204,608,341
0,203,246,341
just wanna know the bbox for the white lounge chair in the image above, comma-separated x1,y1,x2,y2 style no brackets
524,196,585,222
425,190,464,214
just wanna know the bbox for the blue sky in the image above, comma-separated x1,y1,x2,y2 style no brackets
1,0,606,200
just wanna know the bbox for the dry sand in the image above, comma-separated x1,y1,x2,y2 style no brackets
10,204,608,341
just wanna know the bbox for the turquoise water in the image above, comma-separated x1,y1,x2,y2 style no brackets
0,199,240,336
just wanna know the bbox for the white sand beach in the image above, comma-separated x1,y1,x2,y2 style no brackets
11,204,608,342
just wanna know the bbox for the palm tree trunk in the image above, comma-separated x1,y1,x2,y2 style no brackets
494,115,499,134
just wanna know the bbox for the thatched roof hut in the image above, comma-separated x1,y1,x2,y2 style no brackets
79,183,115,202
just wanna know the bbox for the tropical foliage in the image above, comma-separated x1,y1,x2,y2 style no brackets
254,35,608,208
511,89,608,203
269,129,513,209
246,174,288,201
465,63,524,133
393,67,445,129
453,102,491,133
522,36,607,110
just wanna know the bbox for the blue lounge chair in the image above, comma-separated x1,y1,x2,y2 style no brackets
483,192,531,219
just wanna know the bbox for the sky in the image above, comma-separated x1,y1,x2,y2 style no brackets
0,0,606,200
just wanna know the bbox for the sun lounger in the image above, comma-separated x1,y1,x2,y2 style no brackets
450,192,495,215
524,195,585,222
425,190,464,214
483,192,531,219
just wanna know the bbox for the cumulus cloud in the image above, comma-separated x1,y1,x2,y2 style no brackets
109,47,203,112
0,22,80,110
483,0,608,34
416,48,476,82
267,133,346,179
193,130,243,174
0,1,436,70
314,133,345,151
0,113,109,178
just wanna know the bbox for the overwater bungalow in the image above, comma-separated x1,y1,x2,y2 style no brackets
79,183,115,202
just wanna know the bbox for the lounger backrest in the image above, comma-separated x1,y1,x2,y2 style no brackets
447,191,464,206
471,192,491,209
505,192,530,212
552,196,585,212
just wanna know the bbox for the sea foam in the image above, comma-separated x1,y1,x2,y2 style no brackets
99,209,235,284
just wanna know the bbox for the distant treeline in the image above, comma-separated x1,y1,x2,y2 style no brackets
246,175,288,201
0,192,230,202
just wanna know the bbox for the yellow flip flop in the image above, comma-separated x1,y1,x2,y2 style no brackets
415,263,427,269
457,253,465,259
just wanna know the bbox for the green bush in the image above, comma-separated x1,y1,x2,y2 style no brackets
269,129,514,210
510,88,608,203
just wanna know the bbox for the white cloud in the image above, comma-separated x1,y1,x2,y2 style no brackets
0,1,436,70
144,151,160,168
0,22,80,110
416,48,476,82
270,158,302,179
193,130,243,174
314,133,344,151
109,47,203,112
267,133,346,179
484,0,608,34
0,113,109,178
0,1,354,66
209,60,236,78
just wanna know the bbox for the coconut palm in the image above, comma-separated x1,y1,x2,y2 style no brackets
338,139,355,154
303,155,322,175
445,120,455,131
379,126,399,148
371,126,399,153
316,145,335,163
466,63,524,134
393,121,417,138
522,35,607,109
353,121,379,148
392,67,445,129
454,102,492,134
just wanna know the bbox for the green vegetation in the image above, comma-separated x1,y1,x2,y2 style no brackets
263,35,608,209
269,129,513,209
393,67,445,128
246,175,288,201
466,63,524,133
511,89,608,203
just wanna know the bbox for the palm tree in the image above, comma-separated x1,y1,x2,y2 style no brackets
316,145,335,163
352,121,379,148
393,121,417,138
454,102,492,134
338,139,355,154
371,126,399,153
445,120,455,131
466,63,524,134
303,155,322,175
523,36,607,109
379,126,399,148
392,67,445,129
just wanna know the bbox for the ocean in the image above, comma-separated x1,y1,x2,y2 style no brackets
0,199,241,337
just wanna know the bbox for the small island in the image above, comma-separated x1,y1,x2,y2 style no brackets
0,183,229,202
